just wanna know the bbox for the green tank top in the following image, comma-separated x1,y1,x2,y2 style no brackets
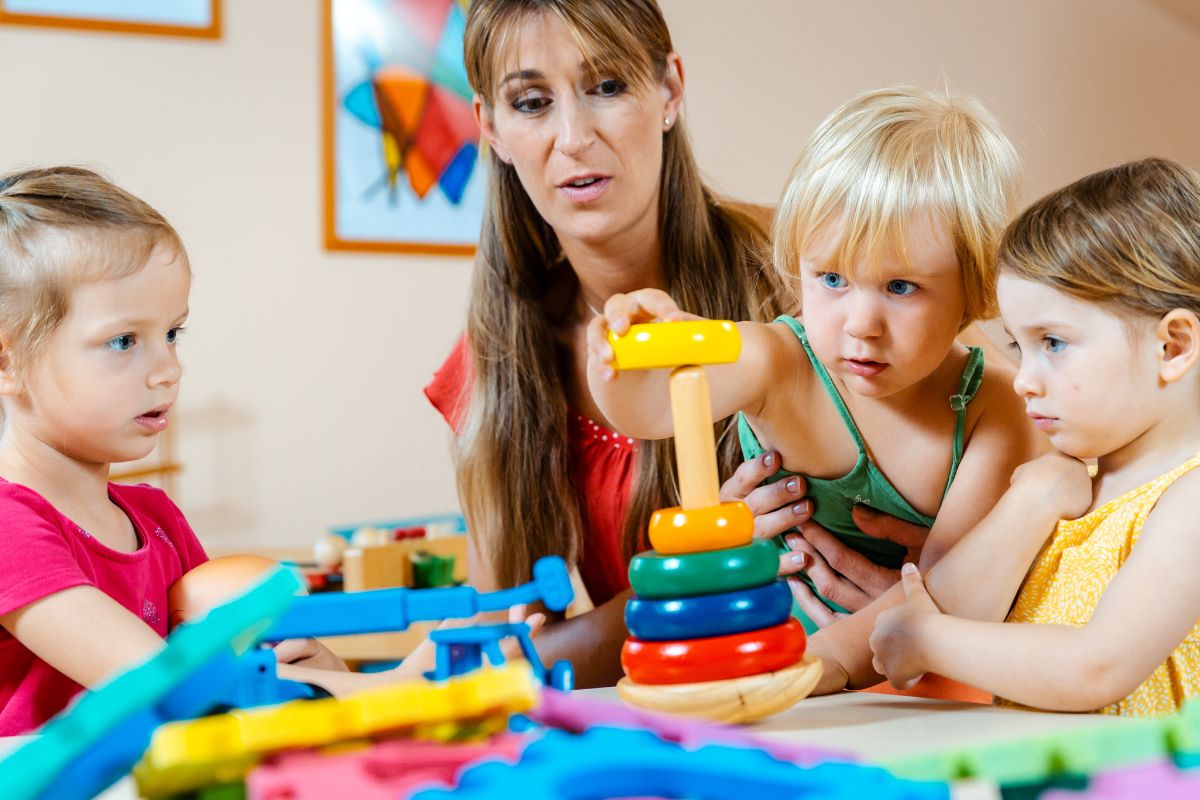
737,315,984,632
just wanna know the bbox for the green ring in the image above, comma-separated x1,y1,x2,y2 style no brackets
628,540,779,599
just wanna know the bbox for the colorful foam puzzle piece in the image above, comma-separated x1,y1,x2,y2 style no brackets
0,567,301,800
883,697,1200,786
135,663,540,798
408,726,948,800
525,687,854,766
245,735,526,800
1041,760,1200,799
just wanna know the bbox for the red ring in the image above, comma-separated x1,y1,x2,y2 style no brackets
621,619,806,685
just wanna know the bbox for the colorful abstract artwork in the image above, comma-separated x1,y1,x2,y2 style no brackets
0,0,219,38
325,0,485,255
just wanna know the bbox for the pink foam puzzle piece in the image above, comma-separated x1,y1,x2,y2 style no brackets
246,734,525,800
1041,761,1200,799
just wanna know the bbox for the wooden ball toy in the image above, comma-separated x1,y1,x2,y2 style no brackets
351,526,392,547
167,554,296,630
313,534,347,570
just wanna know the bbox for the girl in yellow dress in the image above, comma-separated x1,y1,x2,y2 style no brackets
870,157,1200,717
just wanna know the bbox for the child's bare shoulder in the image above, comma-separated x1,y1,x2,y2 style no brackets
1141,464,1200,539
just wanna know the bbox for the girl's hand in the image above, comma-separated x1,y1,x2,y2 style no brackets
585,289,698,382
1010,452,1093,520
869,564,939,690
271,638,350,672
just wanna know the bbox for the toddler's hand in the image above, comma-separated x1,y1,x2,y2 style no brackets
869,564,937,690
1010,452,1092,520
585,289,697,381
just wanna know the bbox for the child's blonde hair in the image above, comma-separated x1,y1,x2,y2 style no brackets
0,166,185,377
773,86,1020,326
999,157,1200,321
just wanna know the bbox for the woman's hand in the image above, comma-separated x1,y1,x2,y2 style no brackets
870,564,940,690
586,289,698,382
720,452,933,627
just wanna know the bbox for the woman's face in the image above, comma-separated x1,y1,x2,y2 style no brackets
475,12,683,252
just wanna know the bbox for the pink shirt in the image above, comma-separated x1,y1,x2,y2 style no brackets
0,480,208,734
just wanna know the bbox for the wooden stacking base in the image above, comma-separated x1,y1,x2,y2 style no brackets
616,654,824,724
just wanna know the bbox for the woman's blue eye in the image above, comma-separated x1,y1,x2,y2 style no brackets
819,272,847,289
107,335,135,352
887,280,918,296
1044,336,1066,354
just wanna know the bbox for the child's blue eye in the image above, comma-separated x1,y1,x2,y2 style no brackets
1006,339,1021,352
166,327,184,345
887,280,918,296
818,272,847,289
1044,336,1066,354
106,334,135,352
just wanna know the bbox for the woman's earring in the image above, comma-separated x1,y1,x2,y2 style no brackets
664,116,672,129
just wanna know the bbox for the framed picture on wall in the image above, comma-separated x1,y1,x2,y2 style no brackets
0,0,220,39
324,0,484,256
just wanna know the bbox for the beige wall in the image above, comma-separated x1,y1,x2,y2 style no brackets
0,1,1196,550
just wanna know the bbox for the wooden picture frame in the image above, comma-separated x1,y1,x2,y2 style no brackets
323,0,483,256
0,0,220,39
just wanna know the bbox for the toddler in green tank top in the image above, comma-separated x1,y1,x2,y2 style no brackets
587,86,1042,694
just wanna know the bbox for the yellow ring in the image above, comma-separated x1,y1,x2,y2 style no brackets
648,501,754,555
609,320,741,371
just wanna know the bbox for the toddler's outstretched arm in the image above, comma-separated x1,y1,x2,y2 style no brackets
585,289,785,439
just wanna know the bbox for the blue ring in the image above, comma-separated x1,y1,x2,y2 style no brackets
625,580,793,641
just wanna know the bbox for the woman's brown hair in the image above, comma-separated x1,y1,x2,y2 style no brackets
457,0,786,588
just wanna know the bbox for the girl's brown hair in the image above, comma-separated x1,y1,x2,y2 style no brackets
0,166,185,377
458,0,786,587
999,158,1200,320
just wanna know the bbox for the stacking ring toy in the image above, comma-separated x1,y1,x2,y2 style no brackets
648,501,753,555
628,541,779,599
608,320,740,371
621,619,806,685
625,580,792,641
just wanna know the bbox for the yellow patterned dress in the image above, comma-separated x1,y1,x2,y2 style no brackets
998,454,1200,717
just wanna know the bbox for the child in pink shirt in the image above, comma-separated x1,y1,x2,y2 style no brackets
0,166,216,733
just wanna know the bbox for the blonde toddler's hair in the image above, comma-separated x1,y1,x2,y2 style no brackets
0,166,185,377
774,86,1020,326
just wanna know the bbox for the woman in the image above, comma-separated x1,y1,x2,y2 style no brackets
426,0,927,687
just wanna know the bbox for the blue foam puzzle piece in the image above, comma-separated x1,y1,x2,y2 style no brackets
410,726,949,800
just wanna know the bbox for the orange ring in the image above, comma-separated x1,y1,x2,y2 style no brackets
647,501,754,555
621,619,807,685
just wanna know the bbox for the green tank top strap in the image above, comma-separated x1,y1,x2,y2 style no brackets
944,345,985,495
773,315,868,456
